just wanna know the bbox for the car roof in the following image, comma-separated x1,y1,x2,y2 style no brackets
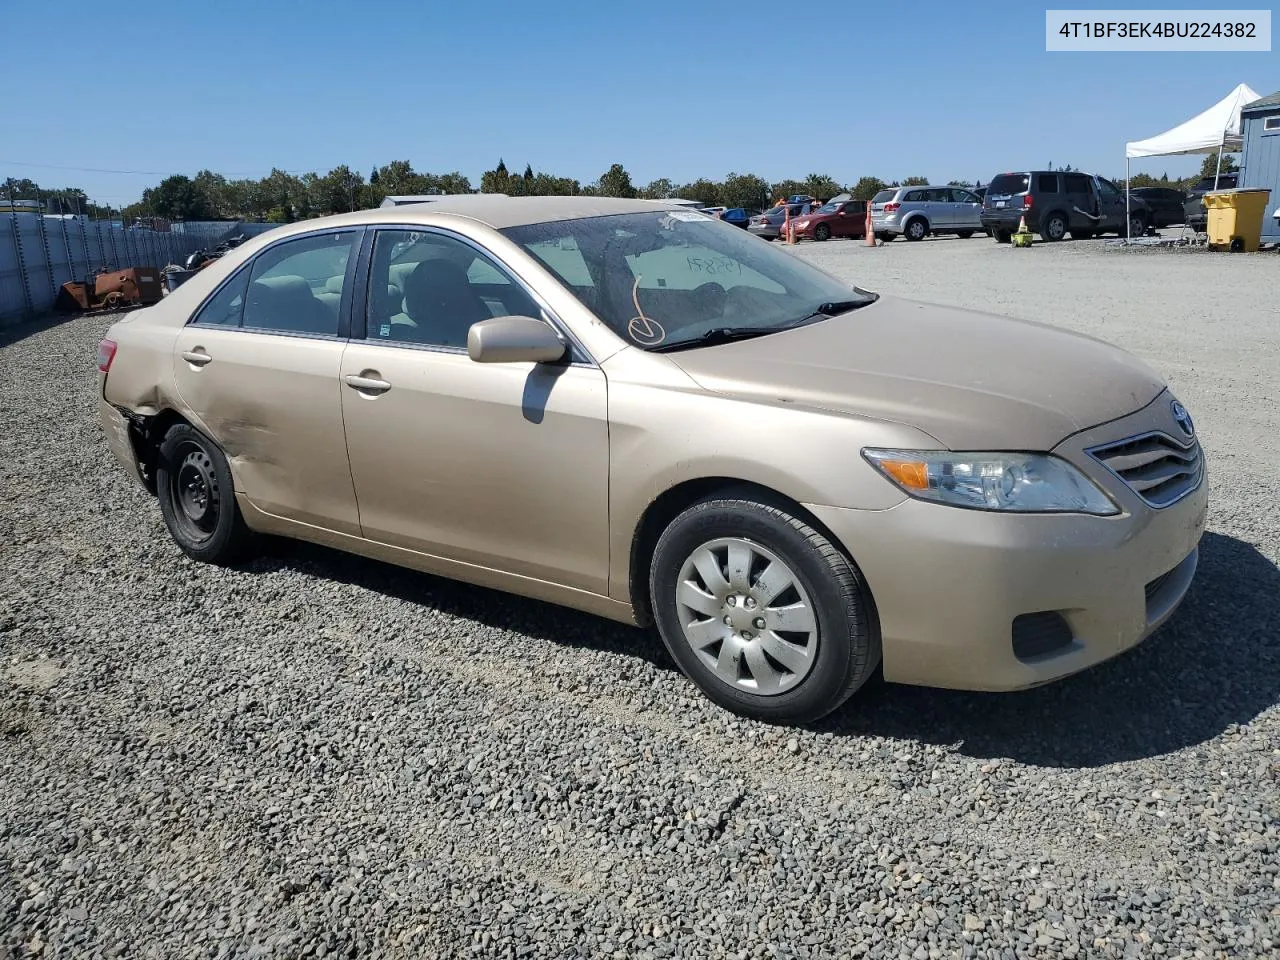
263,196,691,234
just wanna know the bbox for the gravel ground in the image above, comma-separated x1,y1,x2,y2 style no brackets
2,238,1277,959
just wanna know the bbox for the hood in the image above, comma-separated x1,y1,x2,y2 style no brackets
665,296,1166,450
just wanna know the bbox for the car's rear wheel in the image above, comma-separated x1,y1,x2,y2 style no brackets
814,223,831,241
1071,228,1094,240
649,496,878,724
876,232,895,243
1040,212,1068,242
904,218,928,241
156,423,250,565
994,229,1012,243
956,230,974,239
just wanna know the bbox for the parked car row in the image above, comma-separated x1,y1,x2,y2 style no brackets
698,169,1218,247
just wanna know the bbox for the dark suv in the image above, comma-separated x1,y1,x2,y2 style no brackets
1129,187,1187,228
981,171,1151,242
1182,174,1239,232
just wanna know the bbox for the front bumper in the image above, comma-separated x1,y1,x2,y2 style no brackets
805,403,1208,692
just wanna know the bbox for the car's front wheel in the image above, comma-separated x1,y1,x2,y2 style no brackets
814,223,831,241
156,423,250,565
650,496,878,724
956,230,974,239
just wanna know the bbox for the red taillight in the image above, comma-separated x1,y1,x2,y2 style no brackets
883,202,900,212
97,339,117,373
1022,195,1033,208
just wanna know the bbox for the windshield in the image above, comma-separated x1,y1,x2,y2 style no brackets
988,174,1030,195
501,211,876,351
814,202,839,214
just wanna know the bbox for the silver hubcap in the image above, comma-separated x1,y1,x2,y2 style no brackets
674,537,818,696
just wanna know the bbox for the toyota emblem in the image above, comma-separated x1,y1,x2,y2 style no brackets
1171,400,1194,438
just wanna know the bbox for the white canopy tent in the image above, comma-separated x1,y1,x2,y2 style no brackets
1123,82,1262,239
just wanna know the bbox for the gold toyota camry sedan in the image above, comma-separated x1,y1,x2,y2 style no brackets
97,197,1206,724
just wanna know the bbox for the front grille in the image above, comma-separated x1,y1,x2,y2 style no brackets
1086,431,1202,508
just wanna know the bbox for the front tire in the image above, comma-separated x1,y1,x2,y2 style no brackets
814,223,831,241
649,497,878,724
156,423,250,565
956,230,974,239
1128,213,1148,238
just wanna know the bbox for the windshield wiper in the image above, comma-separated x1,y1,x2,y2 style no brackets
648,325,793,353
785,294,879,328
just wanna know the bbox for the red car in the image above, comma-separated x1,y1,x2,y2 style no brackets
783,199,868,241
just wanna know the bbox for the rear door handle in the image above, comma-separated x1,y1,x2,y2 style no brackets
344,374,392,394
181,349,212,367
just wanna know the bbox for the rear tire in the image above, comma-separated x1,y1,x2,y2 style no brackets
1071,228,1094,240
649,497,878,725
994,229,1012,243
876,232,895,243
956,230,974,239
156,423,250,565
904,218,928,241
1040,212,1068,242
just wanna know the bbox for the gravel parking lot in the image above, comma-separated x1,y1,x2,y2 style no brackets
2,237,1277,959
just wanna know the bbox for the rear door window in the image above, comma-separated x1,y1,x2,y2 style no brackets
1063,173,1091,195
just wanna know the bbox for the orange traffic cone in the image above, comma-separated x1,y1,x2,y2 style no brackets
784,206,794,244
865,203,875,246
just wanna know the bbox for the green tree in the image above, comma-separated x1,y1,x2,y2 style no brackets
769,179,809,202
849,176,889,201
309,165,364,215
1127,172,1160,188
639,177,674,200
900,175,929,186
1198,152,1239,179
804,174,843,199
720,172,770,210
481,160,511,195
597,163,636,198
675,179,721,206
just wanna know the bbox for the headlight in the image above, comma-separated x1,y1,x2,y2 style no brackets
862,449,1118,515
795,220,810,229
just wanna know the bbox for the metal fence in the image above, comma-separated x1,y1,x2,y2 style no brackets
0,214,264,329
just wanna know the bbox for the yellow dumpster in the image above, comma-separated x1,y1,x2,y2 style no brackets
1204,188,1272,252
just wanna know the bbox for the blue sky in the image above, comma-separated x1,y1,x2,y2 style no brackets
2,0,1275,205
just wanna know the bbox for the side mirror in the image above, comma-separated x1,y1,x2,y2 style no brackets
468,315,567,364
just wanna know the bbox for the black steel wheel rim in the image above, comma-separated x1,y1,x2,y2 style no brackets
171,441,219,541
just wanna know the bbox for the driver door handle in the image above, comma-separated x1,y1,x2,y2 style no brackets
344,374,392,394
181,349,212,367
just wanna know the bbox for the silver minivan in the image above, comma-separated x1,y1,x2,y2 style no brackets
870,185,984,241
